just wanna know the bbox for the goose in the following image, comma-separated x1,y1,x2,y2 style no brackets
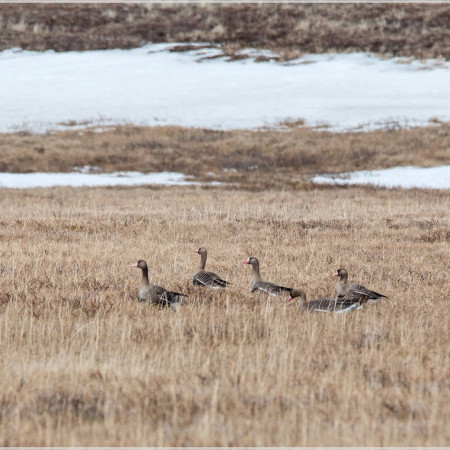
192,247,230,288
287,289,362,313
132,260,186,308
333,268,387,304
243,256,292,296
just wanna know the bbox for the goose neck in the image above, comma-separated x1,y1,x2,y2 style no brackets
198,251,207,271
251,261,262,283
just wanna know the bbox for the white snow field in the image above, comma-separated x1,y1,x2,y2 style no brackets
313,165,450,190
0,171,195,189
1,43,450,133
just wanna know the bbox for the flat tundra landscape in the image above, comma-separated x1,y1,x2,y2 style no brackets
1,3,450,447
0,186,448,446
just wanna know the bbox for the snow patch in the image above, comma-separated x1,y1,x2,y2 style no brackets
312,166,450,190
0,171,195,189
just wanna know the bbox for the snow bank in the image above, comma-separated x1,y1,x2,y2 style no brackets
1,44,449,133
312,166,450,189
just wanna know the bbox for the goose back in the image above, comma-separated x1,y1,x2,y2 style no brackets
252,280,292,296
288,289,362,313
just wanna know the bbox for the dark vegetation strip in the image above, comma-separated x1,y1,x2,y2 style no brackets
0,4,449,60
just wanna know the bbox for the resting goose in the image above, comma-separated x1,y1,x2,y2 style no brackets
287,289,362,313
243,256,292,296
132,260,186,308
333,268,387,304
192,247,230,288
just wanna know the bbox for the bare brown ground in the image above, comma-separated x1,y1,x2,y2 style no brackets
1,122,449,187
1,4,450,60
0,185,448,446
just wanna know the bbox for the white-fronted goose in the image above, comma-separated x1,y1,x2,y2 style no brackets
132,260,186,308
287,289,362,313
243,256,292,296
333,268,387,304
192,247,230,288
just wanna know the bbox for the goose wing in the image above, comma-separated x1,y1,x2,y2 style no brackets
193,271,230,288
342,283,387,301
252,281,292,296
307,297,361,313
150,285,187,306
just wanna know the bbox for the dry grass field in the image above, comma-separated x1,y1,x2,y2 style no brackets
0,185,448,446
1,4,450,60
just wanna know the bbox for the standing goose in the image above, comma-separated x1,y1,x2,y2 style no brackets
132,260,186,307
192,247,230,288
243,256,293,296
287,289,362,313
333,268,387,304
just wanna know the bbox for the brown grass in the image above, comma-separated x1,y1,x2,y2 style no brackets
0,185,448,446
1,4,450,60
1,122,449,187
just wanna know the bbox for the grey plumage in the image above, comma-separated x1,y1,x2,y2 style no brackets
287,289,362,313
251,280,293,296
132,260,186,308
333,268,387,304
243,256,292,296
193,247,230,288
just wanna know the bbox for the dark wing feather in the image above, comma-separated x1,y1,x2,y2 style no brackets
307,297,361,313
347,283,388,300
193,271,230,288
151,285,187,307
307,297,339,311
252,281,292,296
306,297,357,312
